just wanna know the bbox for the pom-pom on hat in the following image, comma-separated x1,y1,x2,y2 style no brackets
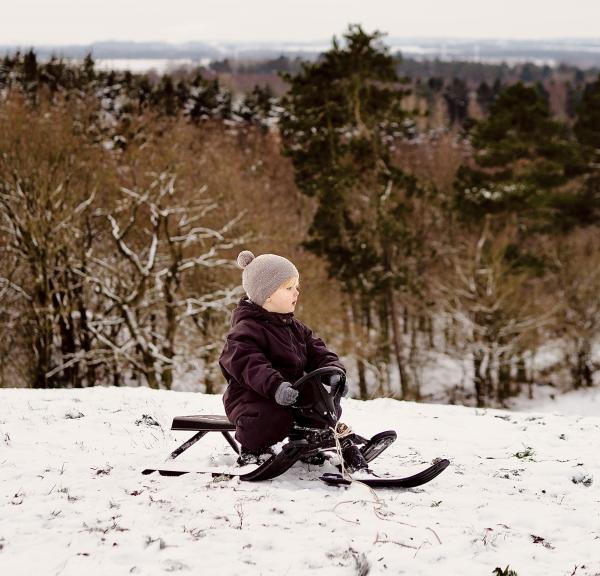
237,250,299,306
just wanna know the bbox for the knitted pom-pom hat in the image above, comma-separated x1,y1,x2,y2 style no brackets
237,250,299,306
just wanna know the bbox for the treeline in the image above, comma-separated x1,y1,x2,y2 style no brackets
210,52,598,84
0,49,280,130
1,27,600,407
2,46,595,137
209,52,597,127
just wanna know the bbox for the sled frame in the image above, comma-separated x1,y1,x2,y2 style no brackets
167,415,239,461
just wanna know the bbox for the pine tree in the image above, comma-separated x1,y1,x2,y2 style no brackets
453,82,584,229
476,81,494,114
565,81,582,119
574,75,600,156
443,78,470,126
22,48,38,84
281,25,423,398
567,75,600,229
238,85,275,127
82,52,96,85
21,48,39,100
450,80,600,401
156,75,177,116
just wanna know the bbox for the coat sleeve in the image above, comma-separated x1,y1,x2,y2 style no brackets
301,322,345,374
219,321,285,400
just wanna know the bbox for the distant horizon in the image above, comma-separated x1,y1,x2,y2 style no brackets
3,36,600,49
5,36,600,70
3,0,600,46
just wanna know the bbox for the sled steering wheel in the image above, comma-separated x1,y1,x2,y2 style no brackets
291,366,346,400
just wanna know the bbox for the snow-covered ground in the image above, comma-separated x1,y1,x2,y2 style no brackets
1,386,598,576
511,385,600,418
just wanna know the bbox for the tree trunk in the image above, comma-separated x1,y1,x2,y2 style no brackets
356,357,368,400
32,279,53,389
484,353,493,404
77,292,95,387
163,276,178,391
201,310,216,394
376,295,390,396
473,348,485,407
496,351,511,404
54,271,78,388
516,353,528,383
572,338,593,389
349,293,368,399
144,355,159,390
361,295,373,399
409,315,421,401
387,287,409,399
427,315,435,349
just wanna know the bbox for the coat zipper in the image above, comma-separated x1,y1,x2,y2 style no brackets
286,324,301,375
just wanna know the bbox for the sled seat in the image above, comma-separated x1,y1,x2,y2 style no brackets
171,414,235,432
166,415,239,459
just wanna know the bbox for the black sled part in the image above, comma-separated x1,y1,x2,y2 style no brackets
320,458,450,489
360,430,397,463
293,429,394,461
142,429,399,481
142,439,310,482
291,366,346,429
239,440,309,481
329,430,397,472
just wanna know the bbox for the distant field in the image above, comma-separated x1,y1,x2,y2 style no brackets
3,38,600,68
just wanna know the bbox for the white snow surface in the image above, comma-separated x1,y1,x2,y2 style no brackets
1,386,599,576
511,386,600,418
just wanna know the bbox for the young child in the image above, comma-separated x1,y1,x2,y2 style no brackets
219,250,357,466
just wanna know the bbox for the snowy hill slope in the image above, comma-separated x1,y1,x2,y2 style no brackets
0,387,598,576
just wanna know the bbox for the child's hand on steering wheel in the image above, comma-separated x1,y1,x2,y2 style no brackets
326,373,349,397
275,381,299,405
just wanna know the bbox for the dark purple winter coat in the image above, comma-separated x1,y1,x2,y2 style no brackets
218,297,344,448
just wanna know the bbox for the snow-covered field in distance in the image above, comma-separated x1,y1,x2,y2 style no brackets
1,386,598,576
94,58,205,73
9,37,600,68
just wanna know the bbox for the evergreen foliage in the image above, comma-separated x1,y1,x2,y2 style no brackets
574,75,600,155
476,80,502,114
238,85,277,128
280,25,430,398
443,78,469,127
453,82,589,230
280,24,417,294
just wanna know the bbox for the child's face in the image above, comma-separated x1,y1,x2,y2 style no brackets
263,277,300,314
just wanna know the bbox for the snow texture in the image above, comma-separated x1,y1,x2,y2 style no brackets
1,386,599,575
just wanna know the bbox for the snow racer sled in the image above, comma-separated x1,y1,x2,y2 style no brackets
142,366,450,488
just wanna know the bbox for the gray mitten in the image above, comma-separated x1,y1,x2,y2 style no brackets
328,373,349,397
275,381,299,406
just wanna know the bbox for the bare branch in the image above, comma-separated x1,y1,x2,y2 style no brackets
0,277,32,301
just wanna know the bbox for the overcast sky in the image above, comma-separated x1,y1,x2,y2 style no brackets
3,0,600,45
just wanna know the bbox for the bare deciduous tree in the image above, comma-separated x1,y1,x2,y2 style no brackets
551,229,600,389
0,98,99,387
437,219,550,406
76,172,245,389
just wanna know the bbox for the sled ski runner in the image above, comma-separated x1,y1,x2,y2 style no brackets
321,458,450,489
142,429,400,482
143,450,449,488
142,439,311,481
